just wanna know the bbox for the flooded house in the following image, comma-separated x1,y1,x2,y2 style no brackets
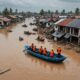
52,18,80,45
16,15,24,22
0,16,11,27
7,15,17,23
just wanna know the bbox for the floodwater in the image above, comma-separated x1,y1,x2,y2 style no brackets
0,17,80,80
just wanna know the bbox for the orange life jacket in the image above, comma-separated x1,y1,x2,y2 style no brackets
43,49,47,55
57,48,62,54
39,48,43,53
50,51,54,57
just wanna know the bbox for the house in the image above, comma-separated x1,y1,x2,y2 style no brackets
7,15,17,23
0,16,11,27
59,15,67,19
16,15,24,22
52,18,80,45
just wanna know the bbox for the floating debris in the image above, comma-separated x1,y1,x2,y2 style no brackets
7,30,12,32
0,68,11,75
33,28,38,32
22,24,27,27
24,31,36,35
36,36,45,42
19,37,24,41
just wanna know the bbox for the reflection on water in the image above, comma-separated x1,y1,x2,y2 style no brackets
26,54,66,71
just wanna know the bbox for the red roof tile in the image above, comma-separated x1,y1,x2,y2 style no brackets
0,17,11,22
58,18,75,26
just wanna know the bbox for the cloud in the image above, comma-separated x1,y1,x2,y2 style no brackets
0,0,80,12
60,0,80,3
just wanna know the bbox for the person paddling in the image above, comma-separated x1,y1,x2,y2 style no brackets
57,47,62,57
50,49,54,57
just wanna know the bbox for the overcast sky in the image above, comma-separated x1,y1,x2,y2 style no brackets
0,0,80,12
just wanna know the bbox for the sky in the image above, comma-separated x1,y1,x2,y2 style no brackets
0,0,80,12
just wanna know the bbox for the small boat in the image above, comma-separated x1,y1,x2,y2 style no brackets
24,45,66,63
7,30,12,32
33,28,38,32
24,31,36,35
24,31,31,35
30,23,35,25
22,24,27,27
19,37,23,41
36,36,45,42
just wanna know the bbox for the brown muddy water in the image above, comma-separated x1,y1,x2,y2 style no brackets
0,18,80,80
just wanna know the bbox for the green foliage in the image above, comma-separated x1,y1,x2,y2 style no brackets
75,8,80,15
2,8,10,16
55,10,59,14
61,9,66,15
40,9,44,15
10,8,13,14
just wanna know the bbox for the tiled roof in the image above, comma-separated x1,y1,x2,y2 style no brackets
0,17,11,22
58,18,75,26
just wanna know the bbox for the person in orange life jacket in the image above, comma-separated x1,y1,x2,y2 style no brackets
33,46,36,52
30,43,34,50
43,48,47,56
39,46,43,54
57,47,62,56
50,49,54,57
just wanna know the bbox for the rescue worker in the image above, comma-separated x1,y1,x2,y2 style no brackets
39,46,43,54
33,46,36,52
43,48,47,56
30,43,34,50
57,47,62,57
50,49,54,57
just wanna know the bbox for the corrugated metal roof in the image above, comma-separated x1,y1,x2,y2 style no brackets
67,19,80,29
58,18,75,26
55,19,65,25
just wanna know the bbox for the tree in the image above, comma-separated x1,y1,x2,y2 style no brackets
3,8,9,16
10,8,13,15
68,11,73,15
0,11,2,15
48,10,51,14
61,9,66,15
75,8,80,15
55,10,59,14
15,9,18,14
40,9,44,15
